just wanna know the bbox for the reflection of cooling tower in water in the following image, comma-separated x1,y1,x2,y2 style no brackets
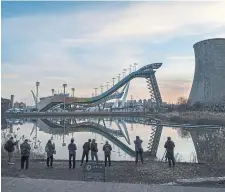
188,38,225,106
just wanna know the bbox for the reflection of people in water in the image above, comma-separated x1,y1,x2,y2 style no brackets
91,139,98,162
134,136,144,164
164,137,175,167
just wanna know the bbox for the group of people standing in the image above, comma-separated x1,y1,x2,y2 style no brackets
4,135,175,169
69,138,113,168
4,137,113,169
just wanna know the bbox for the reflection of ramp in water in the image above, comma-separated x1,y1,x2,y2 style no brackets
37,120,136,157
115,120,130,145
40,119,124,138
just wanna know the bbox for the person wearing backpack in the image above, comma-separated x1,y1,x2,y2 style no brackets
68,138,77,169
91,139,98,162
103,141,112,167
134,136,144,164
20,139,31,169
45,140,56,167
4,137,18,165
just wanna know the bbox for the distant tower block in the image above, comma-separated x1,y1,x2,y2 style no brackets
188,38,225,106
10,95,14,108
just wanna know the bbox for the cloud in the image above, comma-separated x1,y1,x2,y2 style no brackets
63,1,225,46
2,1,225,104
1,73,20,80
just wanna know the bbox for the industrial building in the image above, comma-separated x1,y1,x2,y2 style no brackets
188,38,225,106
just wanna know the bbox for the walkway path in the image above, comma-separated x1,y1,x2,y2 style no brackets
2,177,224,192
1,159,225,185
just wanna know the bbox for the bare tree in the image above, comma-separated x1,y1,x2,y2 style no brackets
177,97,188,112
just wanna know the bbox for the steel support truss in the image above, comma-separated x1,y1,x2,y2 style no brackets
146,71,163,112
147,120,163,157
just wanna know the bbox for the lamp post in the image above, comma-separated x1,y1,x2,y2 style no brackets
100,85,103,94
130,95,133,111
36,81,40,109
112,78,115,86
106,82,109,90
34,120,38,149
62,119,66,147
123,69,126,78
92,93,94,97
117,74,120,82
51,89,54,96
63,84,67,111
71,88,75,97
134,63,138,71
129,65,132,74
94,88,98,96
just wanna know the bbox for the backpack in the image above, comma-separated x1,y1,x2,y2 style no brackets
105,145,111,155
4,141,9,151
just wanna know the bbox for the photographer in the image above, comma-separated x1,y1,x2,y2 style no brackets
4,137,18,165
20,139,31,169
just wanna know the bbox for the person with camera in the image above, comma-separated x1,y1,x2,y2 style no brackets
20,139,31,169
4,137,18,165
164,137,175,167
45,140,56,167
134,136,144,164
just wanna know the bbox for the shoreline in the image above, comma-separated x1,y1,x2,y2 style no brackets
3,111,225,126
2,158,225,187
152,112,225,126
2,111,145,118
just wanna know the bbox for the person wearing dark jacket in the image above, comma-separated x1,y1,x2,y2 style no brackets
80,139,91,166
91,139,98,162
164,137,175,167
68,138,77,169
20,139,31,169
103,141,112,167
4,137,18,165
45,140,56,167
134,136,144,164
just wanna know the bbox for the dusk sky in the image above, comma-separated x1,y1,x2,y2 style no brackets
1,1,225,105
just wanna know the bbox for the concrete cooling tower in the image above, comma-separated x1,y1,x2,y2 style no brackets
188,38,225,106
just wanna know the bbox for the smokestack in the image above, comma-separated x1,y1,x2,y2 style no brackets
10,95,14,108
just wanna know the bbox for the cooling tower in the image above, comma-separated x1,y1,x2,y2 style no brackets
188,38,225,106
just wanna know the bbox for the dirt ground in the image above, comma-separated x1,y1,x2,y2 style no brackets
2,157,225,186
